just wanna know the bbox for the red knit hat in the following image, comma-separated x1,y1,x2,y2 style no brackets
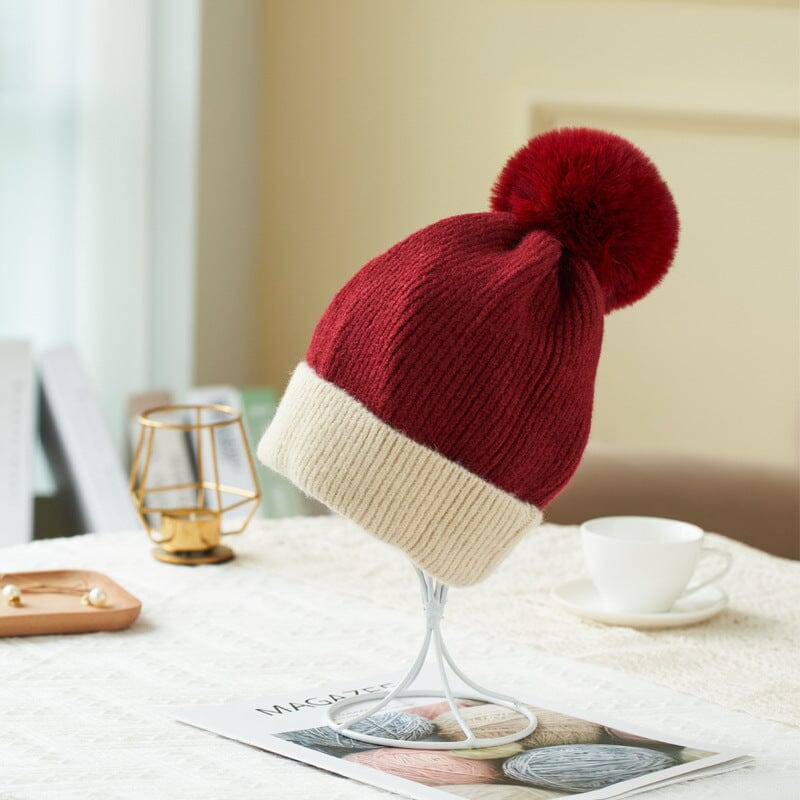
258,128,679,585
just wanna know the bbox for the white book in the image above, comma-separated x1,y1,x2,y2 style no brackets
0,341,35,545
175,667,753,800
184,385,258,531
39,346,140,533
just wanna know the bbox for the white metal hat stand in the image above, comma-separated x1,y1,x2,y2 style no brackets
325,564,538,750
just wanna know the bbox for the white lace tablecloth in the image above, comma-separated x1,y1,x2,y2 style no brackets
1,517,798,799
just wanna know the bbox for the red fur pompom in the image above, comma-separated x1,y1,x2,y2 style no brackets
491,128,679,312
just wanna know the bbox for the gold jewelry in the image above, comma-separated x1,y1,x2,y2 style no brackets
1,580,109,608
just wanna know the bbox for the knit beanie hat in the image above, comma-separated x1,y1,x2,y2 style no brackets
258,128,679,586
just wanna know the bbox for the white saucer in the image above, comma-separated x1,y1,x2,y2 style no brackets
552,577,728,629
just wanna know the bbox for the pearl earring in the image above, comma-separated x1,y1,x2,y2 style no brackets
2,584,22,607
82,588,108,608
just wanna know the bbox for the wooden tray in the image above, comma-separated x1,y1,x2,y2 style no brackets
0,570,141,637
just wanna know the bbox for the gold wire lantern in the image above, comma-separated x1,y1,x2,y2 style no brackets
130,404,261,565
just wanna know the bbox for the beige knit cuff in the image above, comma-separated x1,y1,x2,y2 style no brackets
257,362,542,586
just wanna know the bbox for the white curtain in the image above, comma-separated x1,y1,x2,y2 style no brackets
0,0,200,455
0,0,77,351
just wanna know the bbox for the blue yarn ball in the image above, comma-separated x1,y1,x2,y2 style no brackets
279,726,376,752
351,711,436,742
503,744,677,792
279,712,436,752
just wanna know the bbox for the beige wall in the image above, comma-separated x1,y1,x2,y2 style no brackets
257,0,799,468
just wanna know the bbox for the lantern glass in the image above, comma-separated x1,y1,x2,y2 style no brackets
130,404,261,564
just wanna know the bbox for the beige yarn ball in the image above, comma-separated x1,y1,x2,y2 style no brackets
433,705,523,741
433,704,603,748
449,742,523,760
521,707,604,747
441,783,562,799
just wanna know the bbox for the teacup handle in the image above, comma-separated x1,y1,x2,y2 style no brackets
679,547,733,600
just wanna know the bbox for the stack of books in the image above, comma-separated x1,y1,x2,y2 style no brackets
132,383,320,522
0,340,320,547
0,342,35,546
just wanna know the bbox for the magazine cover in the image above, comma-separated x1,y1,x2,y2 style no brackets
175,669,750,799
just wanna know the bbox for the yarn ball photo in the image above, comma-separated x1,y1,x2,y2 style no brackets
274,699,714,796
351,710,437,742
344,747,501,786
278,710,435,753
502,743,678,793
403,698,477,720
433,704,603,748
449,742,524,761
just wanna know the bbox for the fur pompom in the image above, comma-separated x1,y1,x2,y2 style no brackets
491,128,679,311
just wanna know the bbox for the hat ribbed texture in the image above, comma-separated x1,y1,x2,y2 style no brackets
259,362,542,585
308,213,605,509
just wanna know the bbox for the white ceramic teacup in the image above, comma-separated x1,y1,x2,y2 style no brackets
580,516,732,614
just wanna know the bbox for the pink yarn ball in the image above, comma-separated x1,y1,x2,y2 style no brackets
403,699,472,720
343,747,501,787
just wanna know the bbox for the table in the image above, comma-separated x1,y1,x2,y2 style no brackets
1,518,798,799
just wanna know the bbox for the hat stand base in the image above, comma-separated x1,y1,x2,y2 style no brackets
325,565,537,750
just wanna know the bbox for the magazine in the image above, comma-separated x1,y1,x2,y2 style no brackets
175,668,751,799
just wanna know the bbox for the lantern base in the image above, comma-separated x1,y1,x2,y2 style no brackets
151,545,234,565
